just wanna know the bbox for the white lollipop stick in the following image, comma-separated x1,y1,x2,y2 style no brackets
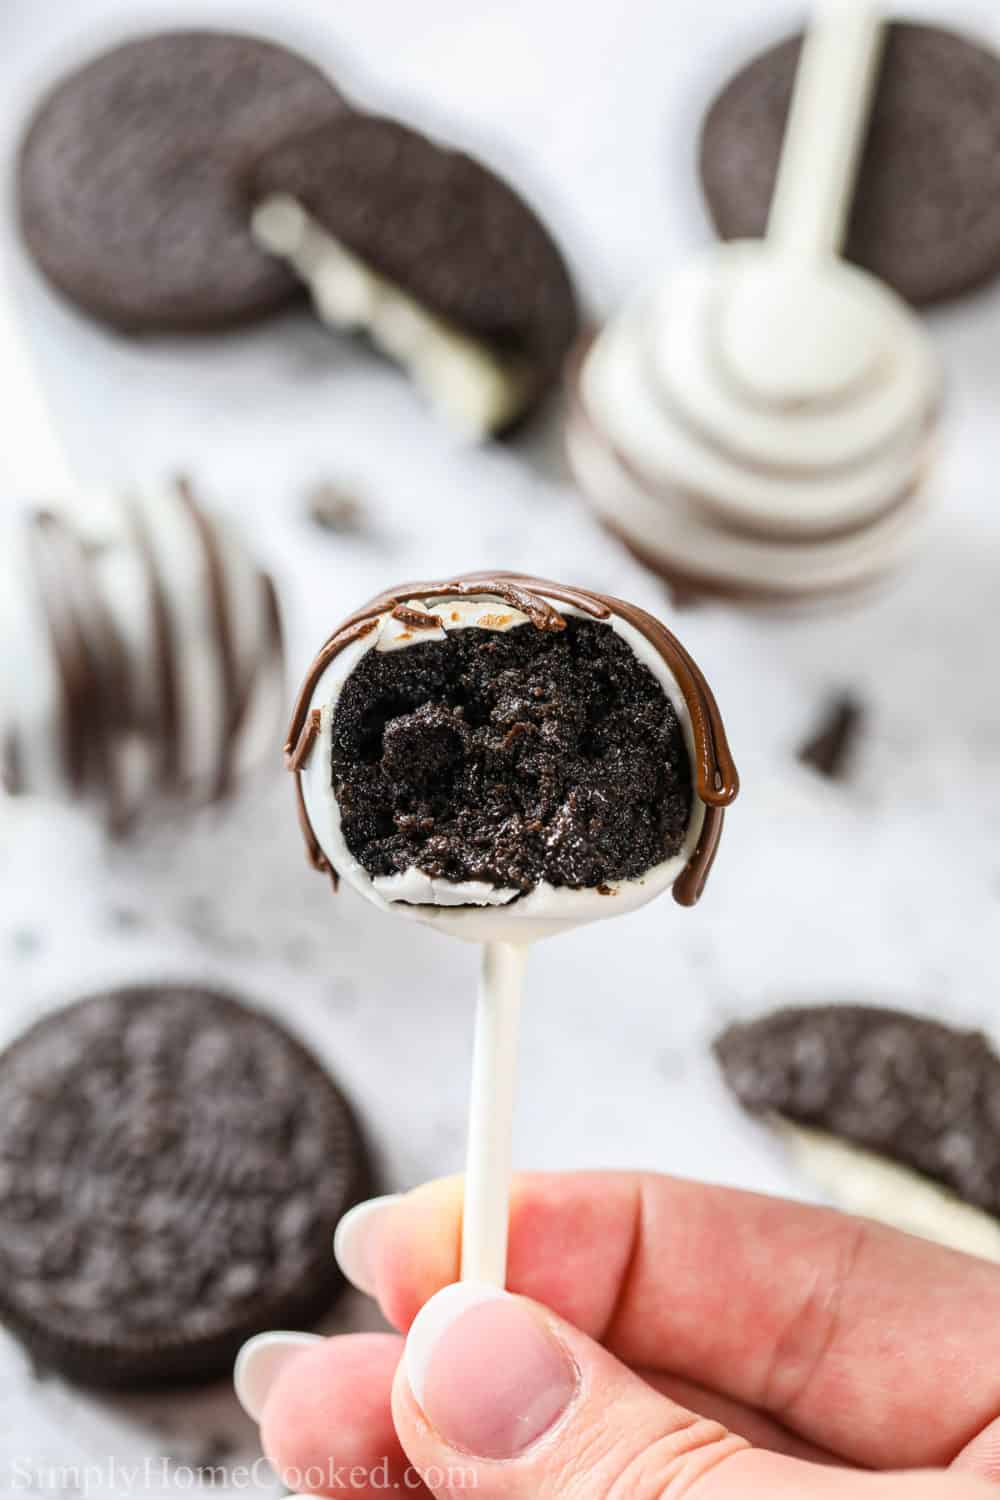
0,272,76,499
766,0,885,259
460,941,528,1286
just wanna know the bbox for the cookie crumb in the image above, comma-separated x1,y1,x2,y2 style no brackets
797,694,864,781
306,483,366,534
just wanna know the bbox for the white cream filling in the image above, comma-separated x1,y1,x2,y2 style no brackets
777,1119,1000,1265
566,405,928,596
252,195,530,440
298,594,706,944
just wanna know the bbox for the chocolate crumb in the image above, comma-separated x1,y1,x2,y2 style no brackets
306,484,366,535
798,694,864,781
331,616,692,893
107,906,146,933
192,1434,236,1480
8,928,42,959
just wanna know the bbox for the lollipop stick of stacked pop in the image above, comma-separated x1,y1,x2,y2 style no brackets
288,575,738,1287
765,0,883,258
568,0,940,605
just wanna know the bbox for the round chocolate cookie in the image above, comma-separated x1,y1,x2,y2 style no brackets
699,23,1000,306
19,32,346,332
0,986,369,1386
252,114,579,409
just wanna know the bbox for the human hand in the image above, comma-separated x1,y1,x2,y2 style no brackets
235,1173,1000,1496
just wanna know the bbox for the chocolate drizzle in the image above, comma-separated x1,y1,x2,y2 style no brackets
286,572,737,907
8,483,285,830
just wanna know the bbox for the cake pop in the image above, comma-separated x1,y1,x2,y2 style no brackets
567,0,941,605
0,223,283,829
1,483,284,831
287,573,737,1283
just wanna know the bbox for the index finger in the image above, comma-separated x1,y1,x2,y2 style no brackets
363,1170,1000,1470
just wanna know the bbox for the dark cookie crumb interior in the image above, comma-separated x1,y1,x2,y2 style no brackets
331,616,692,893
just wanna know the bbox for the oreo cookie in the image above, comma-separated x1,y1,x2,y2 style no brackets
0,987,369,1386
700,23,1000,307
251,115,579,435
19,32,346,332
715,1005,1000,1258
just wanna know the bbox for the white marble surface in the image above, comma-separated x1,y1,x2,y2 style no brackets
1,0,1000,1491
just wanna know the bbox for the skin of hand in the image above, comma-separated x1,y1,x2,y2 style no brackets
236,1172,1000,1497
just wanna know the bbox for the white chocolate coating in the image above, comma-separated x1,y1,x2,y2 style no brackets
0,482,283,827
298,593,706,943
252,195,529,440
566,398,928,599
571,242,940,601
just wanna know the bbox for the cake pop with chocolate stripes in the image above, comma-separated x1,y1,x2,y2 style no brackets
287,573,736,941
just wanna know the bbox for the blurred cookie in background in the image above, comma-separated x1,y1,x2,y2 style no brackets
19,31,347,332
715,1004,1000,1263
251,114,580,439
0,986,371,1386
700,22,1000,307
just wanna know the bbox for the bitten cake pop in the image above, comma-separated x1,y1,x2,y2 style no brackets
0,482,284,831
287,573,737,1283
566,0,941,605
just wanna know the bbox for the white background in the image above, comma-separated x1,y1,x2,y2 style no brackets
1,0,999,1491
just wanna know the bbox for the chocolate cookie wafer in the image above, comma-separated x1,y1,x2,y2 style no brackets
0,987,370,1386
19,32,347,332
715,1005,1000,1261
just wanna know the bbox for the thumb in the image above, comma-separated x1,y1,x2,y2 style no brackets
391,1283,993,1500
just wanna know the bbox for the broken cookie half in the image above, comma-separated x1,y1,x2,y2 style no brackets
715,1004,1000,1263
251,114,579,439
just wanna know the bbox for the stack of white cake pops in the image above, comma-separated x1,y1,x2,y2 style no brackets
567,0,941,605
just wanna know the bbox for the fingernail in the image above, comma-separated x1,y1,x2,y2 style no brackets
333,1193,403,1296
404,1283,578,1459
233,1331,322,1421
